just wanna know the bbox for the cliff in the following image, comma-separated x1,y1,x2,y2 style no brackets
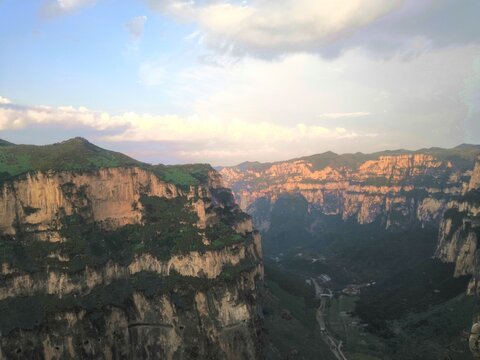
219,147,480,229
435,157,480,289
0,140,264,359
431,157,480,357
220,147,480,358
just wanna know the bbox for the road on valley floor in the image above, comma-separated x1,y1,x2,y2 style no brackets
312,278,348,360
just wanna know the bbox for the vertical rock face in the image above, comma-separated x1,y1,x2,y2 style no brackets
467,158,480,359
435,157,480,292
0,168,180,236
219,151,471,229
470,160,480,191
0,167,264,359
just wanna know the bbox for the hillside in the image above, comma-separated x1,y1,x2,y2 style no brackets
0,137,216,188
0,139,14,147
0,137,140,178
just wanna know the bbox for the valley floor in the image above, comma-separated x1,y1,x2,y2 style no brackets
262,246,475,360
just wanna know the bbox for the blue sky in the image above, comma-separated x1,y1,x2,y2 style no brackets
0,0,479,165
0,0,198,113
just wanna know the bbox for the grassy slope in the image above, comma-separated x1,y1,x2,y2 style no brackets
263,263,336,360
0,137,214,187
0,137,140,177
386,293,476,360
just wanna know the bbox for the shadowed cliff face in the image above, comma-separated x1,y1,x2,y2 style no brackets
435,158,480,290
432,158,480,358
0,166,263,360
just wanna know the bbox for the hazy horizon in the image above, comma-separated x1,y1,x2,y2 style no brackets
1,135,479,167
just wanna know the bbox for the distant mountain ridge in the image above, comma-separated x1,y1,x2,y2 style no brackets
219,143,480,228
220,144,480,173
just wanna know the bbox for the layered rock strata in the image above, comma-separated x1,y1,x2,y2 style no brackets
0,167,263,359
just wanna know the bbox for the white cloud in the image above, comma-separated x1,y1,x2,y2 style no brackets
42,0,96,16
0,102,126,131
0,96,11,105
0,97,372,163
0,98,359,142
149,0,402,57
103,115,357,143
126,15,148,40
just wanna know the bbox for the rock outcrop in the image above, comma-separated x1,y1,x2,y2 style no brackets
405,154,480,360
0,166,263,359
0,167,181,236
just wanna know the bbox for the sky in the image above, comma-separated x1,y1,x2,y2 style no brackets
0,0,479,165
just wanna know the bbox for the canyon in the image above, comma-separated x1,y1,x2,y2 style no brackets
2,138,480,359
220,144,480,358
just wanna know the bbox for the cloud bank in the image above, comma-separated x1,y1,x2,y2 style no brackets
148,0,402,58
146,0,480,59
0,97,372,164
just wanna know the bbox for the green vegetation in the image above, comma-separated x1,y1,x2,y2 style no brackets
355,260,471,333
219,258,256,281
326,295,386,359
0,193,251,274
263,264,335,360
0,270,247,335
234,160,272,172
0,139,14,147
299,151,374,171
263,220,473,359
385,293,476,360
261,194,315,252
265,263,317,311
299,144,480,172
228,144,480,175
0,137,215,188
60,195,204,268
262,194,439,285
0,137,140,179
206,222,245,250
419,144,480,171
356,178,392,186
150,163,213,188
